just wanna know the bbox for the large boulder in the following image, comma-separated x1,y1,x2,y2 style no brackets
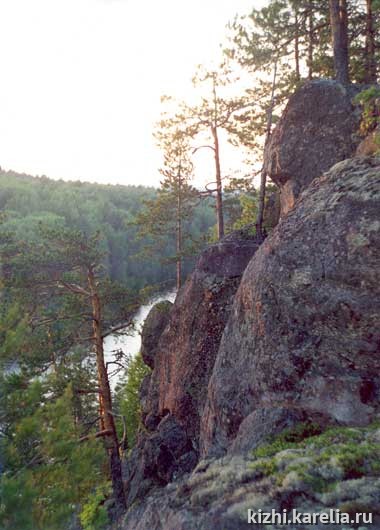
151,229,261,441
201,157,380,457
124,228,262,504
141,300,173,369
265,80,362,216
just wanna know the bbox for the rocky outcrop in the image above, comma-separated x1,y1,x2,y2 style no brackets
152,229,261,439
265,80,362,215
201,157,380,458
141,300,173,369
124,228,262,504
115,79,380,528
118,423,380,530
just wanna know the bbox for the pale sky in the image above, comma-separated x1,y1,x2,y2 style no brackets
0,0,265,187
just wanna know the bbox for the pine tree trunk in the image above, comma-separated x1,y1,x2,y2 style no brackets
256,60,277,239
176,177,182,290
212,126,224,240
294,6,300,82
365,0,376,83
329,0,349,84
211,74,224,241
308,4,314,80
88,267,126,513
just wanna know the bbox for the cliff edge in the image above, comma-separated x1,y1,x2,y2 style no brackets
117,81,380,530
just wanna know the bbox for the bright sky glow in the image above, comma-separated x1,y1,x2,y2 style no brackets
0,0,265,187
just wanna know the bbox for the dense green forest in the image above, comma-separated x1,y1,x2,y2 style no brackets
0,168,245,528
1,0,380,528
0,168,215,291
0,169,217,527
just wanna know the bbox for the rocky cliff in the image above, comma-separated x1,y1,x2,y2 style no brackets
124,229,261,505
117,82,380,530
202,156,380,458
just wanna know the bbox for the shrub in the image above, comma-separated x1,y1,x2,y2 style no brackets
354,86,380,152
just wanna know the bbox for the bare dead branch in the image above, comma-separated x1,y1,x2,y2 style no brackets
101,320,134,340
79,429,112,443
58,281,91,297
192,145,215,154
75,388,102,395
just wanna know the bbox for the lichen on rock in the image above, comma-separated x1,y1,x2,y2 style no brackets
201,156,380,459
118,423,380,530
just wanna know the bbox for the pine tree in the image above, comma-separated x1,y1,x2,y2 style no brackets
164,63,253,240
134,124,199,289
0,373,108,530
329,0,350,83
114,353,150,449
0,223,140,514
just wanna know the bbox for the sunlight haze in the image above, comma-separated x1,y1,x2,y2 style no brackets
0,0,265,187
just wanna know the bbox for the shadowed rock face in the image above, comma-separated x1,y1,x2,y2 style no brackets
141,300,173,369
265,80,362,215
124,228,261,504
152,231,261,440
201,157,380,458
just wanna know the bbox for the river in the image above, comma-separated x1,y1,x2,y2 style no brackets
2,289,176,388
104,289,176,388
0,290,177,475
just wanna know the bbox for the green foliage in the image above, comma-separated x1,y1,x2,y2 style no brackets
247,422,380,508
223,177,258,232
0,473,37,530
80,482,112,530
249,457,278,478
252,421,323,459
0,383,107,530
354,87,380,151
0,169,214,290
115,353,151,448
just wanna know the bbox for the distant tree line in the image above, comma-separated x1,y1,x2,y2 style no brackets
0,169,215,291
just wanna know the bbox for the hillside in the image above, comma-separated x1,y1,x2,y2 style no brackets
0,169,214,290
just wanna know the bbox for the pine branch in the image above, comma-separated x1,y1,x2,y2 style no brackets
58,281,91,297
79,429,112,443
101,320,134,339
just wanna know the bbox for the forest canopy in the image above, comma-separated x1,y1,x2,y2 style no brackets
0,168,215,291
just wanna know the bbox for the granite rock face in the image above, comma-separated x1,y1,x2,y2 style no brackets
141,300,173,369
118,425,380,530
124,228,261,504
265,80,362,215
201,157,380,458
152,229,262,441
